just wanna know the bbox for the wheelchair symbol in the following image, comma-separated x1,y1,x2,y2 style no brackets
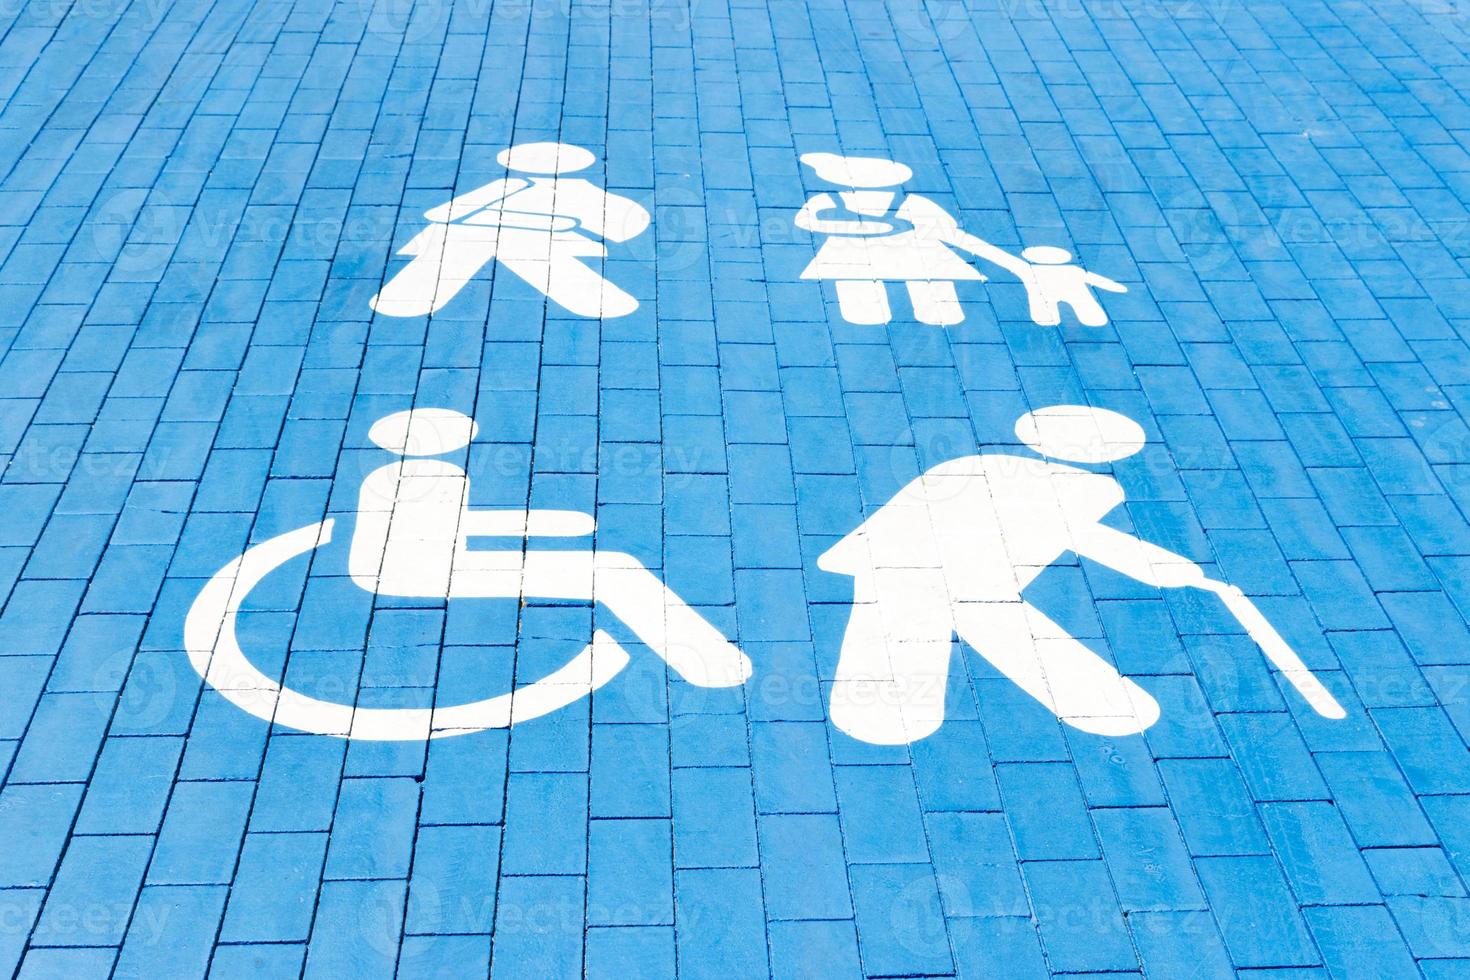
184,409,752,740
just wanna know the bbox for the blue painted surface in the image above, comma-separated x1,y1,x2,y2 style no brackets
1,0,1469,976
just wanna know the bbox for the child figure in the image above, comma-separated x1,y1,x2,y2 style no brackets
977,244,1129,327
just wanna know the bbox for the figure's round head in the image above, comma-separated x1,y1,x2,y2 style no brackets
1020,245,1073,265
800,152,913,188
369,408,478,456
496,141,595,175
1015,405,1146,463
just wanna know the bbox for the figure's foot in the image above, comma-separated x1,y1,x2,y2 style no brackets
836,280,891,325
552,282,639,318
1049,671,1160,736
598,289,640,318
370,288,435,317
831,679,944,745
590,556,752,687
908,280,965,326
665,634,753,688
372,255,458,317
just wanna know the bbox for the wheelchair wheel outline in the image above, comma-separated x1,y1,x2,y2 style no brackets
183,518,630,741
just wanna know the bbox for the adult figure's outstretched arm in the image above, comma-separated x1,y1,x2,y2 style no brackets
1083,270,1128,293
940,226,1031,278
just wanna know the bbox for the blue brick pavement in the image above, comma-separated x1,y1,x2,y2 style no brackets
2,0,1470,976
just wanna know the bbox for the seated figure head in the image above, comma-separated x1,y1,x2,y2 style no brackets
497,141,596,175
369,408,478,457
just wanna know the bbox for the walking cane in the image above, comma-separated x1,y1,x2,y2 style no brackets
1198,579,1347,719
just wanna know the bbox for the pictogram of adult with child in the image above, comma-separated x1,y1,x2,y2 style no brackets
794,152,1128,328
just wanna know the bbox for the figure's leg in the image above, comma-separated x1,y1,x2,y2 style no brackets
827,568,956,745
592,553,751,687
1018,274,1061,327
907,280,964,326
371,226,498,317
828,597,956,745
1062,294,1109,327
835,280,891,325
954,601,1160,735
499,246,638,318
450,548,536,602
1029,297,1061,326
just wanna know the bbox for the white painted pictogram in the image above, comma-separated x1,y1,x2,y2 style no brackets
817,405,1346,745
370,142,651,318
185,409,750,740
795,152,1127,328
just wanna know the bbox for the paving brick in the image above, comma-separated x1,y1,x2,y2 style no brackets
757,813,850,921
1130,909,1234,980
672,768,758,870
0,785,83,888
588,819,672,927
1195,856,1320,969
848,863,953,978
587,926,676,980
406,824,500,936
304,879,404,980
767,920,860,980
750,721,836,814
219,833,328,944
32,834,151,947
834,764,929,865
73,736,182,836
1258,801,1381,906
997,762,1097,861
1023,859,1138,974
501,772,589,876
4,2,1470,975
1092,807,1206,912
674,869,768,980
114,885,226,980
398,935,492,980
926,811,1027,919
148,782,252,886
